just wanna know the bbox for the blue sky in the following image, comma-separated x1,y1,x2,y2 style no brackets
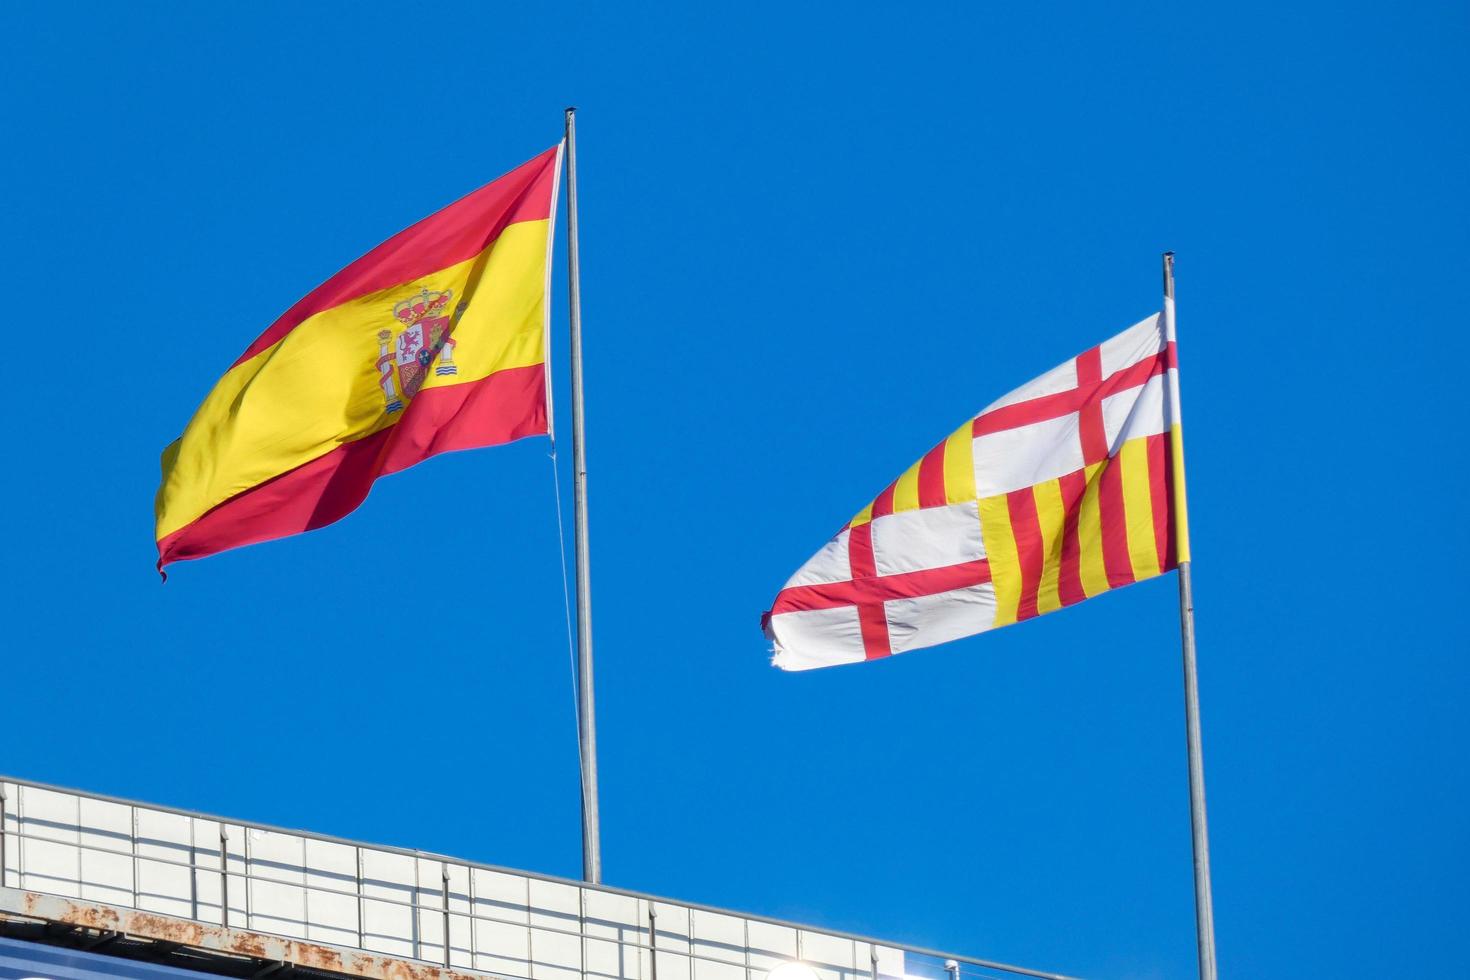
2,3,1466,978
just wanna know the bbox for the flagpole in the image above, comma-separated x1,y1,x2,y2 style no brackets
1164,252,1216,979
565,106,602,884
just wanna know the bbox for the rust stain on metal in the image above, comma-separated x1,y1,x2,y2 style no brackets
230,932,272,959
22,892,121,931
128,912,207,947
293,944,344,972
2,889,499,980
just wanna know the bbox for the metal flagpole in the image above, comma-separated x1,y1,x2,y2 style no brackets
565,107,602,884
1164,252,1217,979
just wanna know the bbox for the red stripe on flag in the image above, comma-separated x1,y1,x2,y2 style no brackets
769,559,993,614
917,441,948,508
870,481,898,520
1147,432,1175,572
845,522,891,659
972,345,1173,438
1075,347,1109,465
857,605,892,660
848,521,877,578
231,147,562,368
1056,469,1089,607
1097,455,1136,589
1007,488,1045,621
157,364,548,572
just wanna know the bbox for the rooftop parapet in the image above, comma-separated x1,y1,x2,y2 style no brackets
0,777,1073,980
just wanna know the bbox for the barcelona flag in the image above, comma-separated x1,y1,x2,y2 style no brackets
155,145,562,574
764,310,1190,669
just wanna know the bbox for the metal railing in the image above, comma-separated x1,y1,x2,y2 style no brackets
0,776,1076,980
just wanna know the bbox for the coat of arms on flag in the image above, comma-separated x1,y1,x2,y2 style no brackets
763,310,1189,671
376,287,461,412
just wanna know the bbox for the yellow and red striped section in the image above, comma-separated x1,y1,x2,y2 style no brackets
155,145,562,573
979,430,1181,627
849,422,975,527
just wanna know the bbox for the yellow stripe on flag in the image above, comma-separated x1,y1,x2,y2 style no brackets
1032,478,1067,615
1171,423,1191,563
944,425,976,503
893,457,923,513
979,493,1021,626
1120,436,1162,581
850,501,874,528
1076,462,1110,598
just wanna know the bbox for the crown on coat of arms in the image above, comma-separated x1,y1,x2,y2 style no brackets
393,288,453,327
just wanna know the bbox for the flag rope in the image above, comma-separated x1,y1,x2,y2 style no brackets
548,441,585,775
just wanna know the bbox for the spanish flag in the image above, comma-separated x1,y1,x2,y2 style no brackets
763,310,1188,669
155,145,562,574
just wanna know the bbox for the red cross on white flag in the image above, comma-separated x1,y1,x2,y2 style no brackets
763,308,1190,670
